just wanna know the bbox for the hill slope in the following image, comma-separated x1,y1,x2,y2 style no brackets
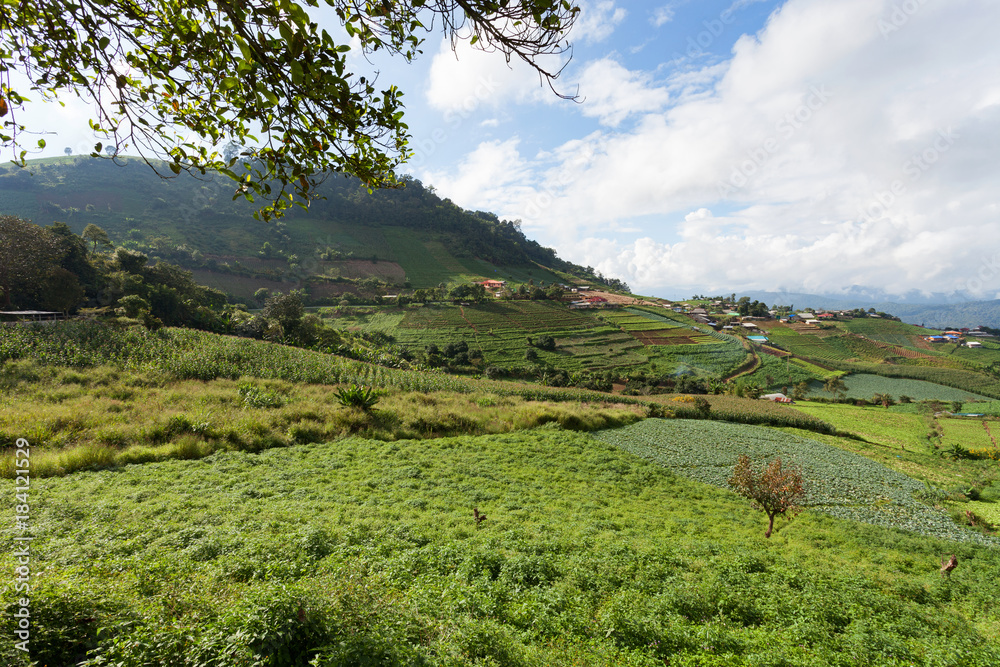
0,157,606,296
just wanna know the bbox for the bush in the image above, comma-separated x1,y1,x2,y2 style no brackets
333,384,381,411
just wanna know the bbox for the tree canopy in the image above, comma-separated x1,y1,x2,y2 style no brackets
0,0,579,219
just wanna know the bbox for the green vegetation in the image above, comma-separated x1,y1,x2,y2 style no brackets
827,373,991,402
594,419,999,547
3,428,1000,666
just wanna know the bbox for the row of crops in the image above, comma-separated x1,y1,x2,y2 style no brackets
593,419,1000,547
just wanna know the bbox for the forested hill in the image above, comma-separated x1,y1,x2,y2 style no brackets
0,156,623,296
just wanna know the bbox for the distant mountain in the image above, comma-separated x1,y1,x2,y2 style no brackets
741,290,1000,328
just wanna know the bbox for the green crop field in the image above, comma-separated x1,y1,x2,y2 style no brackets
938,418,998,451
323,309,407,334
962,401,1000,416
838,319,930,336
4,426,1000,666
791,401,930,451
593,419,999,546
740,353,826,389
833,374,991,401
382,227,468,287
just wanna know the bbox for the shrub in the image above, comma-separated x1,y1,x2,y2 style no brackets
333,384,381,411
239,382,284,408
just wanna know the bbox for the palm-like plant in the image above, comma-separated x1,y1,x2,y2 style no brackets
333,384,380,411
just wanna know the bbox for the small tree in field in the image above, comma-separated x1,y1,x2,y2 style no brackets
729,455,806,538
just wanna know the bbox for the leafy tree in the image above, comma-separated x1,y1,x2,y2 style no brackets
823,376,847,400
872,393,895,409
48,221,98,292
1,0,579,219
82,223,113,253
114,247,149,274
0,215,62,307
729,455,806,538
449,282,487,303
40,267,85,313
791,381,811,401
262,290,305,335
693,396,711,418
116,294,152,318
535,335,556,351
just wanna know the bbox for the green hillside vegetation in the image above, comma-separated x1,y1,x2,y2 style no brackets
0,322,836,478
0,158,611,298
4,316,1000,664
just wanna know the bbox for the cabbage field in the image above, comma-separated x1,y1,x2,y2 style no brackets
593,419,1000,546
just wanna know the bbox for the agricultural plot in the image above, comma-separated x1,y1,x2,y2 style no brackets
791,402,929,451
963,401,1000,416
647,343,749,378
460,301,600,334
950,341,1000,366
740,353,826,389
600,309,683,330
938,418,998,451
459,257,566,286
630,330,707,345
773,333,855,361
4,428,1000,665
323,309,406,334
836,374,991,401
839,319,929,336
594,419,1000,546
382,227,466,287
519,331,649,371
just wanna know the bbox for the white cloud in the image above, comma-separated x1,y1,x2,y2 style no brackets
573,1,628,44
427,0,1000,299
650,5,677,27
576,59,670,126
554,0,1000,298
419,138,536,214
424,37,567,114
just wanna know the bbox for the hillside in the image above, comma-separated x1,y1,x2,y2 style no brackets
0,157,619,300
3,322,1000,665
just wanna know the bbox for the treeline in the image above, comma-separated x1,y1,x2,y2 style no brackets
0,215,227,329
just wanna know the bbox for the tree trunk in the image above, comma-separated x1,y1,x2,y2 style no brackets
765,513,775,538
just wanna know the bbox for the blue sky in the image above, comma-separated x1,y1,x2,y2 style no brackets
14,0,1000,301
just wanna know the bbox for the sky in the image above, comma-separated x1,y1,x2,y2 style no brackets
10,0,1000,302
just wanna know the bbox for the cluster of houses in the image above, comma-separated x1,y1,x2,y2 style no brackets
923,327,993,347
477,280,614,309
